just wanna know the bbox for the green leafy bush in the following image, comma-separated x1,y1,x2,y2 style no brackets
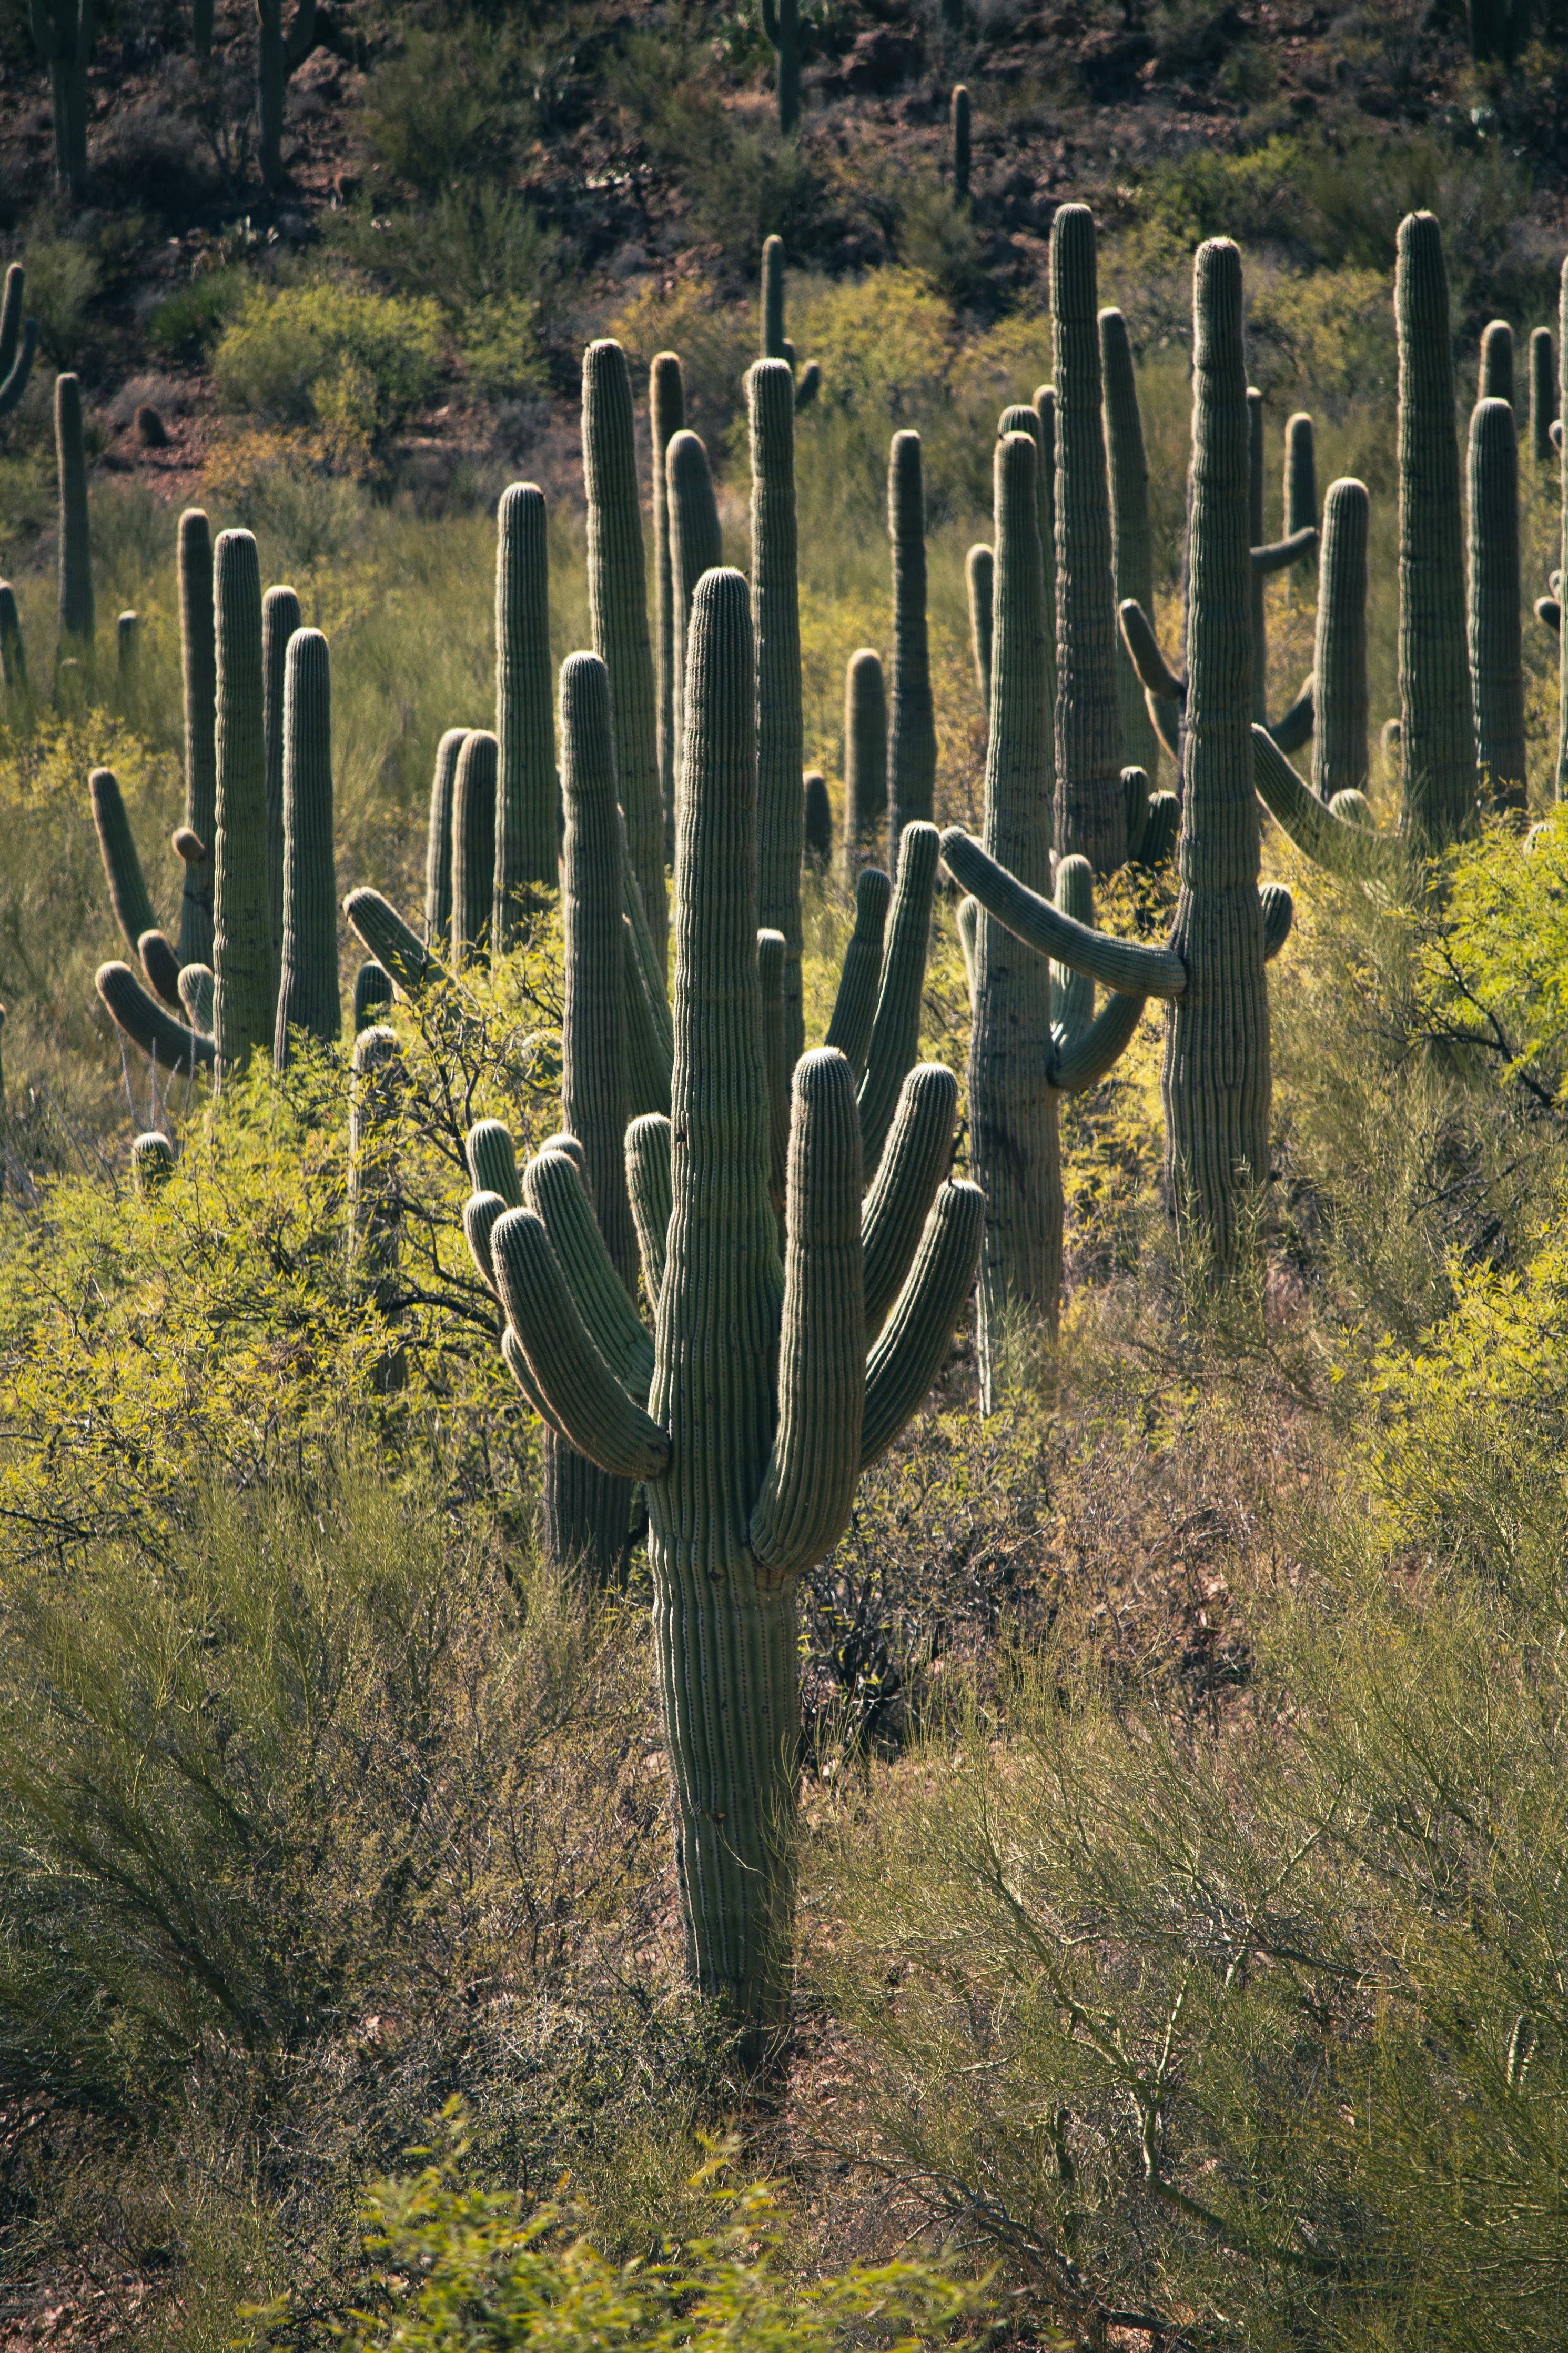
359,21,532,201
212,282,443,453
147,264,248,362
21,235,101,363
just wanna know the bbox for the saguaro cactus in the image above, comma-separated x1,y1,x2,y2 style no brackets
951,84,970,202
179,509,217,968
1479,318,1514,407
1313,479,1370,804
803,772,832,867
349,1022,406,1390
353,960,392,1032
450,729,498,968
966,546,993,714
0,585,28,707
844,648,887,871
666,428,722,828
1048,212,1123,872
1529,325,1556,466
482,566,982,2039
1396,211,1476,849
274,627,340,1064
887,432,937,867
212,529,274,1081
262,584,301,966
1468,396,1526,810
759,236,818,408
257,0,319,187
583,340,664,968
1099,306,1158,788
750,357,805,1060
494,482,559,939
29,0,93,199
756,0,799,135
0,266,38,419
651,354,684,859
422,728,467,950
1557,257,1568,802
54,374,93,669
1284,411,1318,538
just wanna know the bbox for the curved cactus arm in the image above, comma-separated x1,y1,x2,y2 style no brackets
1538,597,1561,636
1051,853,1096,1051
858,819,939,1168
1147,690,1182,763
501,1324,572,1437
861,1179,984,1470
758,929,790,1214
178,962,215,1035
1251,525,1318,577
622,918,674,1120
620,811,672,1035
940,826,1188,998
749,1050,865,1585
1134,788,1180,868
466,1117,522,1205
0,265,38,419
90,767,158,954
862,1062,957,1336
1051,988,1147,1095
138,929,184,1012
1267,674,1316,756
343,886,441,999
96,960,216,1070
492,1207,669,1480
1261,882,1294,962
464,1189,509,1292
955,893,978,1006
824,864,891,1082
626,1112,672,1309
1118,598,1185,702
522,1146,656,1404
1251,726,1401,881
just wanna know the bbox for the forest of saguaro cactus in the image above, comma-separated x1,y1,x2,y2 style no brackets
0,0,1566,2345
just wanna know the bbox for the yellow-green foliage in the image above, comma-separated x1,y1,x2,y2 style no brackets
212,282,444,457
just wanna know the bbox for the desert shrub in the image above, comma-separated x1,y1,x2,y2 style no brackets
329,185,559,348
212,283,443,460
358,21,533,201
21,234,101,364
147,264,248,362
608,31,823,267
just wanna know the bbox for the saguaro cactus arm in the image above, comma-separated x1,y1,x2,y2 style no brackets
861,1180,984,1468
1260,882,1294,961
824,864,891,1080
1251,727,1401,881
857,820,939,1168
96,960,215,1069
0,265,38,418
344,886,441,999
491,1208,670,1480
942,825,1188,998
90,767,157,955
861,1062,958,1334
1051,988,1147,1094
522,1147,655,1403
626,1111,673,1307
1251,526,1318,576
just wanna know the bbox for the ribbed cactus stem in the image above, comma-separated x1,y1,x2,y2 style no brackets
967,546,993,716
1167,239,1269,1266
0,584,28,705
494,483,559,936
756,0,799,135
212,529,273,1081
857,820,938,1172
1397,211,1476,849
262,584,301,968
1479,318,1514,407
450,729,498,967
1099,306,1159,786
750,358,805,1060
0,264,38,418
651,355,685,861
761,234,786,358
1313,479,1370,803
274,627,340,1064
131,1131,176,1195
90,767,157,956
117,610,139,686
96,961,215,1072
583,339,664,967
1283,411,1318,538
1468,396,1526,811
970,428,1058,1404
349,1025,405,1386
178,509,217,968
353,960,392,1032
887,431,936,866
1050,209,1123,872
423,728,467,949
626,1112,672,1306
1247,386,1268,725
844,647,887,870
823,864,890,1080
803,772,832,867
1034,384,1058,674
1529,325,1556,466
951,84,970,201
666,428,723,836
54,373,93,661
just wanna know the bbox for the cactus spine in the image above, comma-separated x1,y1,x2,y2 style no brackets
1396,211,1476,849
1313,479,1370,804
262,584,301,967
1050,210,1123,873
844,648,887,871
1479,318,1514,407
54,374,93,669
451,730,498,967
583,339,664,969
666,428,722,836
212,529,274,1081
750,358,805,1060
1529,325,1556,467
651,354,684,860
951,84,970,202
178,510,218,968
274,628,340,1064
0,265,38,419
887,431,937,867
495,482,559,937
1468,396,1526,810
1099,305,1159,787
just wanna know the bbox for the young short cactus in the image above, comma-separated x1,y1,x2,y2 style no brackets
949,240,1300,1274
750,357,806,1059
583,340,664,968
666,427,723,829
950,84,970,203
1099,305,1160,786
131,1131,176,1195
1468,396,1526,810
1313,479,1370,804
1396,211,1476,849
759,235,818,408
450,729,498,968
262,585,301,967
887,432,937,867
1529,325,1556,467
966,545,993,714
483,567,981,2037
1048,210,1122,873
178,509,218,968
651,354,684,859
1479,318,1514,407
274,627,341,1064
0,264,38,419
844,647,887,870
212,529,274,1081
494,482,559,936
54,374,93,670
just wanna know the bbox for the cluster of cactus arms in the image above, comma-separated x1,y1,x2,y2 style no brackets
0,265,38,420
467,567,981,2042
651,354,684,859
759,237,818,409
756,0,799,135
950,84,970,203
1530,325,1557,466
1099,305,1160,786
54,375,93,676
948,238,1298,1275
887,433,937,865
844,647,887,868
1469,395,1526,811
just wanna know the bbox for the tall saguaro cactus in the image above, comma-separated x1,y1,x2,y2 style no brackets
666,428,722,832
651,354,684,859
1397,210,1476,848
1529,325,1556,466
887,432,937,867
1469,396,1526,811
29,0,94,200
758,236,818,408
750,358,805,1061
844,647,887,868
481,568,982,2040
583,340,664,969
262,584,301,967
450,730,498,968
54,374,93,667
257,0,319,186
274,627,340,1064
1050,209,1123,872
179,509,217,968
1099,305,1159,786
1313,479,1370,804
212,529,274,1081
494,482,559,938
756,0,800,135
